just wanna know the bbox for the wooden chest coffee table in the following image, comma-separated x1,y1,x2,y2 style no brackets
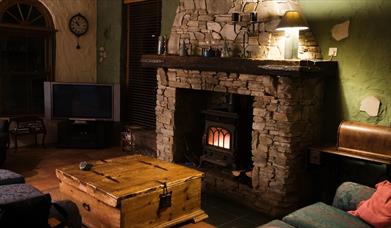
56,155,207,228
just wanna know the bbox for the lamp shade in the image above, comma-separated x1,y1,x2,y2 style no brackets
276,11,309,31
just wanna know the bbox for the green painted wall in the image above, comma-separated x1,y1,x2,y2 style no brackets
96,0,177,81
161,0,180,36
300,0,391,185
97,0,122,84
300,0,391,128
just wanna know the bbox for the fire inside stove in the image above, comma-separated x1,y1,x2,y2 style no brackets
201,109,238,168
207,127,231,149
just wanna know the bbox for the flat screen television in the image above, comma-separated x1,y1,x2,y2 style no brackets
47,82,117,121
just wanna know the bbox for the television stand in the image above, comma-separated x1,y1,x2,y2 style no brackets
57,120,112,148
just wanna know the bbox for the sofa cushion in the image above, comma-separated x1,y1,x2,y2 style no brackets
349,180,391,228
257,219,295,228
282,202,371,228
0,169,25,185
0,184,51,227
333,181,375,211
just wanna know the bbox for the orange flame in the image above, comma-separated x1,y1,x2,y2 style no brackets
207,127,230,149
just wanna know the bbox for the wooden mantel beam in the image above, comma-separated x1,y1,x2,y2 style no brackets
141,55,338,78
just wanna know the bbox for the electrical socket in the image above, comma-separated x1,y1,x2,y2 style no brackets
328,47,338,57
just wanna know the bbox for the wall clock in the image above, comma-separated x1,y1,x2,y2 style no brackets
69,13,89,49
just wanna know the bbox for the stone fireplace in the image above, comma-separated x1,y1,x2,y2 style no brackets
142,0,337,216
151,63,327,215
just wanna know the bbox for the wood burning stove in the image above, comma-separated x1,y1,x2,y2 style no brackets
200,109,238,169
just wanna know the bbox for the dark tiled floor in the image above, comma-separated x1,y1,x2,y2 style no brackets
201,192,272,228
2,146,272,228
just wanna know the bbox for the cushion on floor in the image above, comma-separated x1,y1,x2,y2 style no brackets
0,184,51,227
257,219,295,228
0,169,25,185
282,202,371,228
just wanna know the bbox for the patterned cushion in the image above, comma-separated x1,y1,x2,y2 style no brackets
0,169,25,185
0,184,44,204
257,219,295,228
332,182,375,211
282,202,371,228
0,184,51,227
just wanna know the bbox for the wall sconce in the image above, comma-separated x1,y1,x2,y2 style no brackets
276,11,308,59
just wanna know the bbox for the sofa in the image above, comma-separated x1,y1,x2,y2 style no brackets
260,182,376,228
0,169,81,227
0,119,9,165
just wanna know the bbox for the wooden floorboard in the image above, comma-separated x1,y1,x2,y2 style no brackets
3,146,125,194
1,146,215,227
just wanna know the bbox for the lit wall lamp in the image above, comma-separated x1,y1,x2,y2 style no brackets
276,11,308,59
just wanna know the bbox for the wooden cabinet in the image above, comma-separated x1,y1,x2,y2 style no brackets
56,155,208,228
57,121,112,148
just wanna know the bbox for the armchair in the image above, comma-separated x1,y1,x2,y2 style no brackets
0,119,9,165
0,169,81,227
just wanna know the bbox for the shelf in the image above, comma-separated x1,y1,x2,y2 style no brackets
141,54,338,78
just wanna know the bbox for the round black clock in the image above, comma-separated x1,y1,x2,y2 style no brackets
69,13,88,36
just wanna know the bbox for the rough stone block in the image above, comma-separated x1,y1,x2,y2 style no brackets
157,68,168,86
168,33,180,54
168,81,191,88
213,86,227,92
188,26,200,32
248,81,264,91
221,24,240,41
207,21,222,32
182,0,195,10
198,15,214,21
194,0,206,9
212,32,222,40
239,74,256,81
215,15,231,23
187,20,199,27
164,88,176,98
205,0,232,14
237,88,251,95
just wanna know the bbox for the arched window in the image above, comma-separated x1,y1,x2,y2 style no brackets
0,0,55,116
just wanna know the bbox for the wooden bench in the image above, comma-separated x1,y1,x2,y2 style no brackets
310,121,391,178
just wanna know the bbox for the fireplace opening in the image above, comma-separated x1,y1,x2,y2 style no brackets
173,89,253,184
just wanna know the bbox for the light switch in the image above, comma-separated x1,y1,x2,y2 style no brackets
328,47,338,56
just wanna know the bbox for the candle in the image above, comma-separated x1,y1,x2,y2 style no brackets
232,12,239,23
250,12,257,23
